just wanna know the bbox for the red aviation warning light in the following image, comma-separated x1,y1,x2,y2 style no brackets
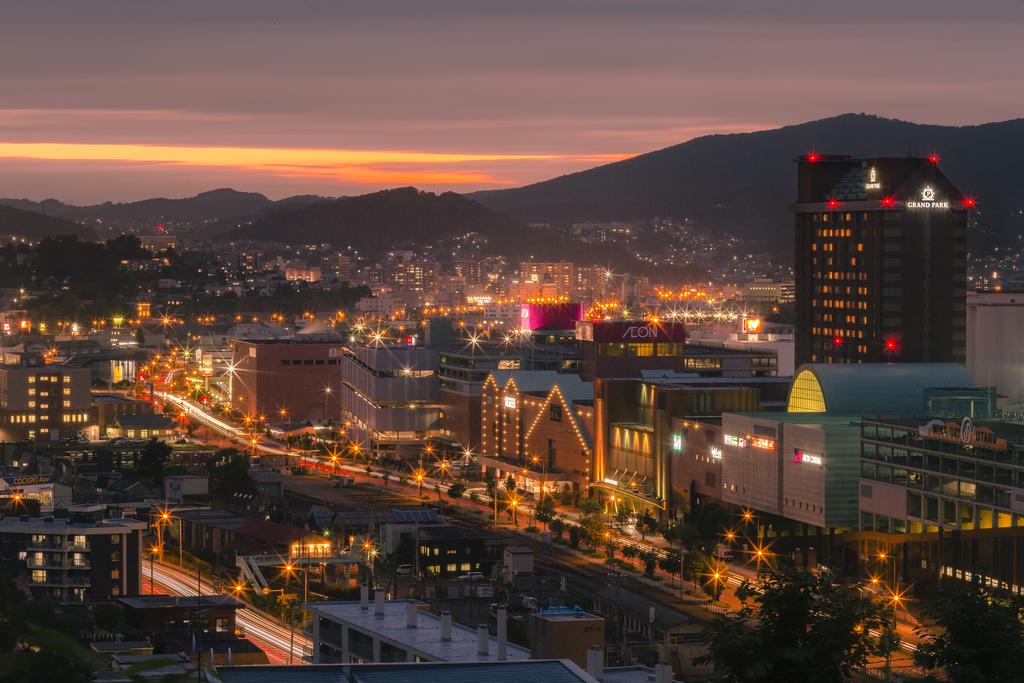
884,339,899,352
827,198,841,209
928,153,939,164
881,196,895,207
833,336,843,346
962,197,977,208
806,152,821,163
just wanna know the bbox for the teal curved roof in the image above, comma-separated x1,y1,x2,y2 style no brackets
789,363,973,414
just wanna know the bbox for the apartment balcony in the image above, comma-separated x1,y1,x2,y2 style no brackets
25,541,91,552
26,557,82,570
29,574,91,588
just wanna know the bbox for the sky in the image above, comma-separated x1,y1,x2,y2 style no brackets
0,0,1021,203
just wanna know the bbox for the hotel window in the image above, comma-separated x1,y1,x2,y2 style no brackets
63,400,70,408
63,388,70,396
27,388,35,396
27,401,35,408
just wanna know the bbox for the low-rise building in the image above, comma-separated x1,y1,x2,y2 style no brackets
113,413,177,440
0,505,145,602
310,595,530,664
527,606,605,669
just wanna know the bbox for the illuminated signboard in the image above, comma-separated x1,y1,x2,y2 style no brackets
710,447,723,460
743,318,762,334
794,449,823,466
603,477,619,487
723,434,747,448
750,436,776,451
672,434,682,451
503,395,517,410
906,185,950,210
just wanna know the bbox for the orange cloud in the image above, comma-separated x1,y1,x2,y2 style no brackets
0,141,633,187
246,163,512,186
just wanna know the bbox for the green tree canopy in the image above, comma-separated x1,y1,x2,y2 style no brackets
696,566,886,682
914,583,1024,682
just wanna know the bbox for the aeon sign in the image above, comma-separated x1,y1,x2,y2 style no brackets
622,325,658,340
906,185,950,209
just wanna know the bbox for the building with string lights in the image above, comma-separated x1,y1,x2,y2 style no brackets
794,154,973,365
479,370,594,500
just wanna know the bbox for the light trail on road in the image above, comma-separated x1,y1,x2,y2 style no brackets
150,561,311,664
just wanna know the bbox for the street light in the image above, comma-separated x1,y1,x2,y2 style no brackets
149,545,161,594
413,468,426,497
322,386,333,422
157,507,183,566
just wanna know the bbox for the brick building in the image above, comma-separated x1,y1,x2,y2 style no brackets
229,338,344,422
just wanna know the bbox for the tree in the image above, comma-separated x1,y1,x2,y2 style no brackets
578,504,607,548
559,483,573,505
659,553,682,583
0,568,98,681
877,625,901,681
433,482,443,502
138,438,171,479
469,491,481,505
568,526,581,548
641,551,658,577
614,506,632,528
504,474,517,494
638,509,657,540
447,481,466,506
534,495,556,528
914,583,1024,682
550,517,565,539
381,471,390,487
695,566,886,682
206,448,255,501
682,549,704,589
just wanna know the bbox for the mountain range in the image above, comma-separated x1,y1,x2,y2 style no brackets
0,188,328,226
470,113,1024,248
2,114,1022,251
0,203,93,240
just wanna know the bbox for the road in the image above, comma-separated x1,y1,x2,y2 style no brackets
147,560,311,665
158,391,292,456
164,389,923,657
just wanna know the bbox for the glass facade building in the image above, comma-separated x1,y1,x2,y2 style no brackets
859,418,1024,534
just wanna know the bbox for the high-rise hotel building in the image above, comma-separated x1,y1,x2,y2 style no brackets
795,155,972,365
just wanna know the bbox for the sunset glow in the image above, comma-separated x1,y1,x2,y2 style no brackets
0,141,629,189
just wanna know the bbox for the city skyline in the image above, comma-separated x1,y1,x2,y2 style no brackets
1,0,1022,202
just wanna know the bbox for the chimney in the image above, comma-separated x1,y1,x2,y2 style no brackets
360,584,369,610
374,589,385,616
654,661,672,683
440,611,452,641
406,602,418,628
476,624,489,656
496,606,508,661
586,645,603,681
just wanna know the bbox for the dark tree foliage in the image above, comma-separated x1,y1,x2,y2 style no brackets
0,569,98,682
206,448,256,501
696,566,886,682
914,583,1024,682
138,438,171,478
